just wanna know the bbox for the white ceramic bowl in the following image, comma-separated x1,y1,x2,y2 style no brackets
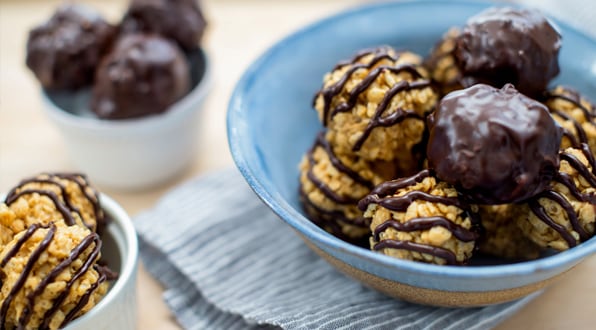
43,49,212,190
67,194,139,330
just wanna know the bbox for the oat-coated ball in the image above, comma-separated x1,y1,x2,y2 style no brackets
359,169,480,265
0,173,104,240
299,133,398,244
313,46,438,173
515,145,596,250
424,28,463,96
544,86,596,154
477,204,542,260
0,222,110,330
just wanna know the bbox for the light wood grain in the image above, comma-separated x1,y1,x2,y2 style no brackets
1,0,595,329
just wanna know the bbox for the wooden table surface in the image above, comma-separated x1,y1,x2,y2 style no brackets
1,0,595,329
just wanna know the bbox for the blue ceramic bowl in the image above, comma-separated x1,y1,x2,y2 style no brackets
227,0,596,306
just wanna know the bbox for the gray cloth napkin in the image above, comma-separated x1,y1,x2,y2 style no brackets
134,169,539,330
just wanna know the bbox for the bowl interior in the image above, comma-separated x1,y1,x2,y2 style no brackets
228,0,596,282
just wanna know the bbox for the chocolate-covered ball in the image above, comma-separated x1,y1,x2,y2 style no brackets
454,7,561,98
91,34,191,120
427,84,562,204
25,4,115,90
121,0,207,52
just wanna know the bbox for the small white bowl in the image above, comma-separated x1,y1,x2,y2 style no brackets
67,194,139,330
43,49,212,190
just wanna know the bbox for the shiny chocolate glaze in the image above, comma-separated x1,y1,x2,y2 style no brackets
300,133,372,244
454,7,561,98
25,3,115,90
91,33,190,120
427,84,562,204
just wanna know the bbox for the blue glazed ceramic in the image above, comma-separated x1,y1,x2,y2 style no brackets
227,0,596,306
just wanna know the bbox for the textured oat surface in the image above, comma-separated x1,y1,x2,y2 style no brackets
364,173,477,265
0,173,102,239
313,47,437,171
425,28,463,96
298,137,394,241
478,204,542,260
545,86,596,154
515,148,596,250
0,222,108,330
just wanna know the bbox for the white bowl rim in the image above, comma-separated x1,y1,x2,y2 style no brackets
0,192,139,326
94,194,138,310
65,193,139,326
227,0,596,280
42,48,213,134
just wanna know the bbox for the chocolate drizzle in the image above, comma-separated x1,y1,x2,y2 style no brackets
359,169,472,212
0,224,56,330
313,46,431,131
4,172,104,231
352,80,428,152
544,88,596,149
360,170,479,265
0,223,105,329
373,240,459,265
528,144,596,248
60,265,106,327
300,133,373,244
42,234,103,329
299,189,369,246
306,132,374,205
5,189,77,226
373,216,478,243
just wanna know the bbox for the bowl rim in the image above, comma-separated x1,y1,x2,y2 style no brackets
227,0,596,279
0,192,139,326
65,193,139,327
42,47,213,133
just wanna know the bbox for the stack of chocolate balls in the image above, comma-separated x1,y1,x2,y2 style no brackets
26,0,207,119
300,7,596,265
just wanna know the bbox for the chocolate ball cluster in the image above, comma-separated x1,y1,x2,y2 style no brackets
300,7,596,265
26,1,207,119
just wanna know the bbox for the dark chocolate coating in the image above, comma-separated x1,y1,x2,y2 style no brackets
91,34,190,120
454,7,561,98
427,84,562,204
25,3,115,90
121,0,207,52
